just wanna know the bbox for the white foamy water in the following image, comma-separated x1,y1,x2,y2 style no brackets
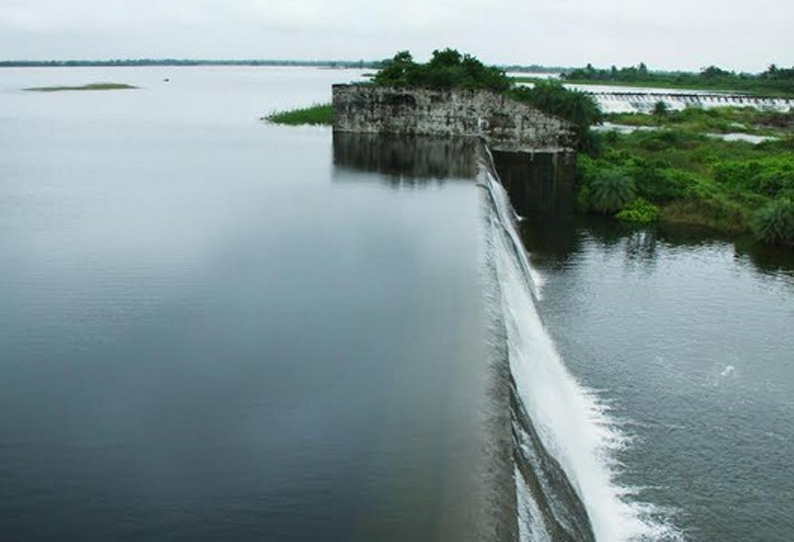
480,156,680,541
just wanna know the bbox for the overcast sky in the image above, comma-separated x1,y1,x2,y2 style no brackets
0,0,790,72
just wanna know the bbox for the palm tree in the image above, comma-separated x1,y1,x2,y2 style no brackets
652,100,668,124
590,170,636,214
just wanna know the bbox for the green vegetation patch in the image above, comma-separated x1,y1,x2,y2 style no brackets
509,81,602,152
373,49,511,92
751,198,794,245
265,103,333,126
24,82,138,92
579,120,794,245
606,106,794,136
616,198,660,224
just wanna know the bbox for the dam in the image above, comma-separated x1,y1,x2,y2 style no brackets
331,86,663,540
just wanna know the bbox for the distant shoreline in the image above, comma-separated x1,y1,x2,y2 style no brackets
0,60,379,69
0,59,564,74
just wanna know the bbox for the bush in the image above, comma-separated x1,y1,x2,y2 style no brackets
635,129,704,151
654,168,700,201
714,156,794,197
616,198,660,224
510,81,602,152
751,198,794,245
373,49,511,92
590,169,636,214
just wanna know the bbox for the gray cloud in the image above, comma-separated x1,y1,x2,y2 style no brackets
0,0,790,71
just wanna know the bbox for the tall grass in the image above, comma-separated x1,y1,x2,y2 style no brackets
265,103,333,126
751,199,794,245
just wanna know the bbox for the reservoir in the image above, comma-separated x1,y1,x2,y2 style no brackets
1,67,793,541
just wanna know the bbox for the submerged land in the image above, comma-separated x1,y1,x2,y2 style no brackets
24,83,137,92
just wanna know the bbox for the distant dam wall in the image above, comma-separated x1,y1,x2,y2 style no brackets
332,85,577,153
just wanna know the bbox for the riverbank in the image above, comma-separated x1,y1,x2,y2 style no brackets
547,78,794,98
549,64,794,98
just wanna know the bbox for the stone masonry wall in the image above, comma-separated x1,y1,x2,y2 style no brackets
332,84,576,152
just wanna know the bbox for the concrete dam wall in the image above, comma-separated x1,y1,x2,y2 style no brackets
332,85,577,153
332,85,578,213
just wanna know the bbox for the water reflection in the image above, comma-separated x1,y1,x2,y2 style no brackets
521,213,794,283
332,133,477,185
734,238,794,279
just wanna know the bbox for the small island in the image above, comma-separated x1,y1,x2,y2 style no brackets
24,82,138,92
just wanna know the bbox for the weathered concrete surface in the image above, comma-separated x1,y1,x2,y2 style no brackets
333,85,576,153
492,151,578,215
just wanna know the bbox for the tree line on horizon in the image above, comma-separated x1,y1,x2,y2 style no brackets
563,63,794,95
0,59,380,69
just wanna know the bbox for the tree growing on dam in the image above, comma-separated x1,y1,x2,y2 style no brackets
373,48,511,92
509,81,603,152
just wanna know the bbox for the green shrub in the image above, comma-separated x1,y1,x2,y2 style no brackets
590,169,636,214
751,198,794,245
616,198,660,224
509,81,602,152
602,130,620,144
635,129,704,151
623,158,697,202
714,156,794,197
373,49,511,92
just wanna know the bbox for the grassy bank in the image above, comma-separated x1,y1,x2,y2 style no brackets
24,83,137,92
264,103,333,126
605,106,794,136
578,108,794,245
518,77,794,98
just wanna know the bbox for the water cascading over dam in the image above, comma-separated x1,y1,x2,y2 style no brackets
331,84,677,538
477,144,675,542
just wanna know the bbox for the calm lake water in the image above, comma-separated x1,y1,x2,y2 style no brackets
1,67,793,541
0,67,494,541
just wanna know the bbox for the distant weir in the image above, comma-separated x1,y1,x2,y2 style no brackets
583,91,792,113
